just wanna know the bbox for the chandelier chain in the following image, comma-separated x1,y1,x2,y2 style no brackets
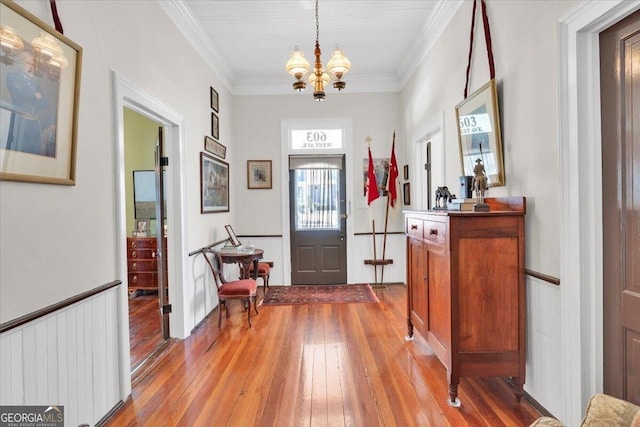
315,0,320,44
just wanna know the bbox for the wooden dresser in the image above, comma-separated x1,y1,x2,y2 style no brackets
405,197,526,406
126,237,163,292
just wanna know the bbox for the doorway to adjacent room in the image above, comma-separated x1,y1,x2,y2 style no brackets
123,108,169,372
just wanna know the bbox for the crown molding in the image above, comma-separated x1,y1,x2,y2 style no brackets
398,0,464,89
161,0,461,96
158,0,234,92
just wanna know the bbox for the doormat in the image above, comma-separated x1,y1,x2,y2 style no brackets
262,284,379,306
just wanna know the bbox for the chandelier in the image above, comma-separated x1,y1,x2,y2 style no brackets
285,0,351,101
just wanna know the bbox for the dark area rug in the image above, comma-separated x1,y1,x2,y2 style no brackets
262,284,379,305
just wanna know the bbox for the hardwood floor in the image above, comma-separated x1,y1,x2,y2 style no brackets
128,291,163,371
107,285,542,426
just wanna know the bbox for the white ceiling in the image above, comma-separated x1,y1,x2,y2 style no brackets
161,0,462,95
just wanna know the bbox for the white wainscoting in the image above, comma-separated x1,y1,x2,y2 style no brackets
0,286,122,426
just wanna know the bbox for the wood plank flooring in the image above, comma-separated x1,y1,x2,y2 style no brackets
128,291,163,371
106,284,543,426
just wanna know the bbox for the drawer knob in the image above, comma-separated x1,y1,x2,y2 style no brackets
130,241,136,248
152,251,156,258
410,224,418,230
132,263,137,270
429,229,438,236
132,251,137,258
132,275,138,283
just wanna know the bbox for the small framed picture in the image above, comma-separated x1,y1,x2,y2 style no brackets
403,182,411,205
210,86,219,112
134,219,150,237
247,160,272,189
225,224,242,247
204,135,226,159
403,164,409,180
201,152,229,213
211,112,219,140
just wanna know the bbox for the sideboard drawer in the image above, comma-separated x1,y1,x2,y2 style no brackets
406,217,423,240
423,220,446,246
128,238,157,249
127,248,156,260
127,259,157,272
128,272,157,287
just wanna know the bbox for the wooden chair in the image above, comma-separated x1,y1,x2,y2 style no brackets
203,249,258,327
248,262,270,289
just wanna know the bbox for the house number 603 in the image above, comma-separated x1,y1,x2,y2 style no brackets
306,131,327,142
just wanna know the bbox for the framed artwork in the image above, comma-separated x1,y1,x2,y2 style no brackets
211,112,219,140
403,182,411,205
200,152,229,213
0,0,83,185
133,218,150,237
135,218,149,232
225,224,241,247
247,160,272,189
204,135,226,159
403,164,409,180
362,157,389,197
133,169,166,218
210,86,219,113
455,79,505,187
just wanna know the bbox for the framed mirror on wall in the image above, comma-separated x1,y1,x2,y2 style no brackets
455,79,505,187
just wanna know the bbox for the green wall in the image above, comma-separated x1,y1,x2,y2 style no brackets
124,108,161,236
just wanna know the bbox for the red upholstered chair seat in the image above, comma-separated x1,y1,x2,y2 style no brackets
219,279,257,296
248,262,270,289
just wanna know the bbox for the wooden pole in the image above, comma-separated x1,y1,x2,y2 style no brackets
380,194,390,285
371,219,378,284
380,131,395,287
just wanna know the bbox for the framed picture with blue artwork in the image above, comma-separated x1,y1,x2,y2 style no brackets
0,0,83,185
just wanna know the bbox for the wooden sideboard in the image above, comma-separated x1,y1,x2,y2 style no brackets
127,237,165,292
405,197,526,406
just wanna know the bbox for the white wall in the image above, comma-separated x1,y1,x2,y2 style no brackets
0,0,229,327
232,93,406,285
400,0,577,420
0,0,235,421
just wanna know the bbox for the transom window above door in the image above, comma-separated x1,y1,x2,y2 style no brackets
291,129,343,150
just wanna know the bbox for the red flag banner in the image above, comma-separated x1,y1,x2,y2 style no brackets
388,140,398,208
367,147,380,205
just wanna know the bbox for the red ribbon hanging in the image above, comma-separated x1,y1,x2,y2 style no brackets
50,0,64,34
464,0,495,99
